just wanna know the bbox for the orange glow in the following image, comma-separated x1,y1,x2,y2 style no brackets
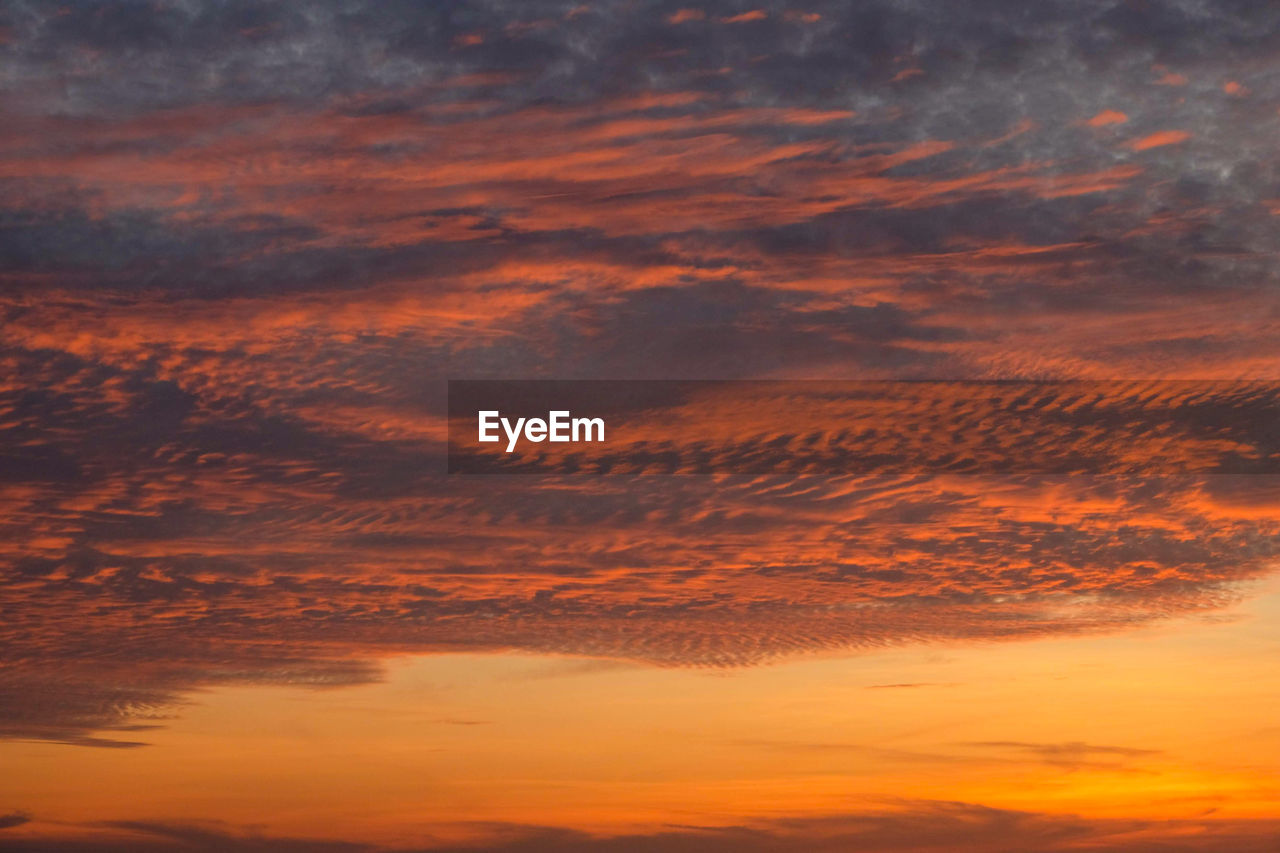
3,3,1279,850
4,585,1279,848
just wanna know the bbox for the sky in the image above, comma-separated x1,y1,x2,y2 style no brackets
1,1,1279,850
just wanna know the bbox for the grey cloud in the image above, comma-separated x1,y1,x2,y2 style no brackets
959,740,1163,771
7,803,1280,852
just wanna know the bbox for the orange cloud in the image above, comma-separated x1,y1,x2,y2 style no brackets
667,9,705,23
1086,109,1128,127
1127,130,1190,151
721,10,767,23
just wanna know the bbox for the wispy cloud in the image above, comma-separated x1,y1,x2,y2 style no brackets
6,804,1280,852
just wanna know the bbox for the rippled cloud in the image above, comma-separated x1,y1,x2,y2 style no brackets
2,0,1279,754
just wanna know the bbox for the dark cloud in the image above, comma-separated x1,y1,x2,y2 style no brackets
1,469,1276,743
0,819,372,851
958,740,1163,771
0,659,380,748
5,804,1280,852
0,0,1277,795
0,8,1278,852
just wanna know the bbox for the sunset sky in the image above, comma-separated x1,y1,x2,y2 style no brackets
2,1,1279,850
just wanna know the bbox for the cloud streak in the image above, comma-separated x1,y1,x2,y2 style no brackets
5,804,1280,852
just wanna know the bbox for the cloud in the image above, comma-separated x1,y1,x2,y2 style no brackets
667,9,705,24
0,819,372,851
1087,109,1128,127
7,805,1280,852
2,0,1280,753
1127,130,1192,151
958,741,1163,771
2,463,1277,743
